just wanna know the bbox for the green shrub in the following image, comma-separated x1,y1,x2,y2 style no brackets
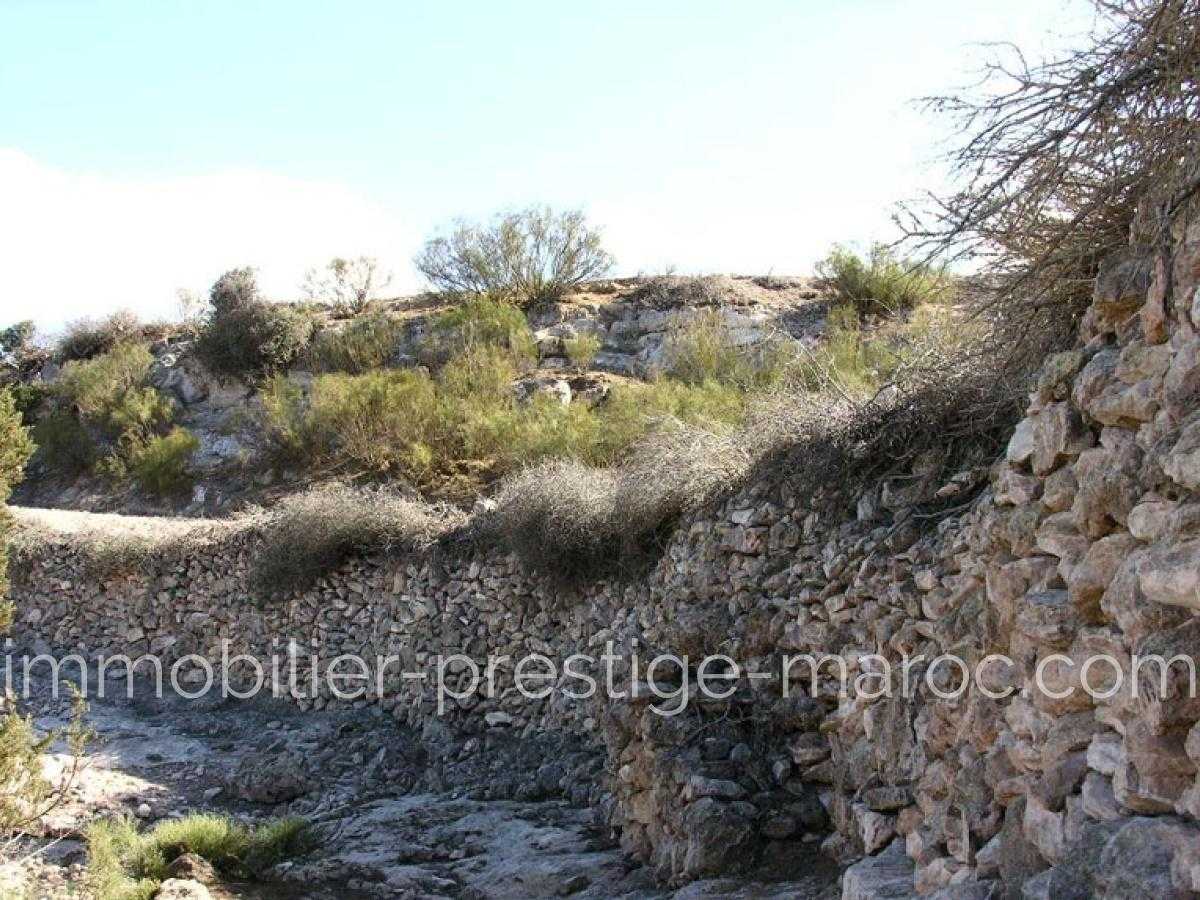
415,206,614,307
10,381,49,425
33,409,96,475
56,343,169,437
261,369,445,475
564,332,601,370
194,268,314,381
57,310,143,362
425,295,536,367
816,244,954,316
87,813,310,900
306,312,407,374
130,427,199,496
262,336,761,493
39,343,177,480
251,485,458,594
662,309,795,391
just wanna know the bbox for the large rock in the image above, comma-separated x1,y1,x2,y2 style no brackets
679,798,755,880
841,840,916,900
1137,537,1200,611
1092,247,1152,333
1162,414,1200,490
1094,816,1200,897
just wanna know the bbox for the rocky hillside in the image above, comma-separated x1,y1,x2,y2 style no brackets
11,274,829,517
9,193,1200,897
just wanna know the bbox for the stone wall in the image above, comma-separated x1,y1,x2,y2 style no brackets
10,207,1200,896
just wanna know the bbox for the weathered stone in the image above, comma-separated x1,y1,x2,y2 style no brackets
1128,496,1177,541
841,840,915,900
1030,404,1092,475
1164,338,1200,420
1095,816,1200,898
679,798,754,879
1137,537,1200,610
1081,772,1122,821
1015,590,1079,648
1066,532,1138,622
1163,414,1200,490
1022,795,1065,864
155,881,213,900
1092,247,1152,332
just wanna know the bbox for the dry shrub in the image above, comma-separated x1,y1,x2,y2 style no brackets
251,485,461,596
73,530,165,580
415,206,613,308
630,274,755,309
900,0,1200,363
57,310,143,362
750,359,1021,522
302,256,392,316
475,424,750,581
661,309,795,391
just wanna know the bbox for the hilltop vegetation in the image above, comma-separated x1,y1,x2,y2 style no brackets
4,234,962,520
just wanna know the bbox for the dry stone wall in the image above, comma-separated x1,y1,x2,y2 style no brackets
10,208,1200,897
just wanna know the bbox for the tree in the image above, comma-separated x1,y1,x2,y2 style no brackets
415,206,614,307
303,256,392,315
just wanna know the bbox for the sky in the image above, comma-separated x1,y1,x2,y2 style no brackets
0,0,1097,331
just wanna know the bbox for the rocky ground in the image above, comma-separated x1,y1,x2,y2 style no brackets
1,662,841,899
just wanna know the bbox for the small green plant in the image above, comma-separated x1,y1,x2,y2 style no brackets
9,381,49,424
305,312,407,374
816,244,954,316
194,267,314,381
86,813,311,900
130,427,199,496
415,206,614,307
564,332,601,370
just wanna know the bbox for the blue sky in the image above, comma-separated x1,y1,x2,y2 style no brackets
1,0,1095,328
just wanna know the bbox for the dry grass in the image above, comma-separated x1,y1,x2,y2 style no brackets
473,423,750,582
250,485,462,595
629,274,758,308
